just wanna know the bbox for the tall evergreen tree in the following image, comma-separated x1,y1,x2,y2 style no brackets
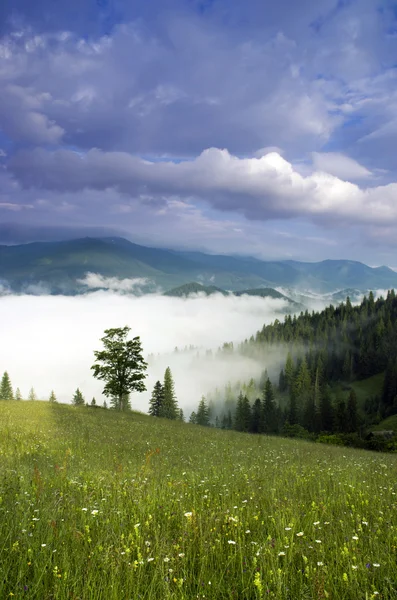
178,408,185,422
91,397,96,406
346,389,358,433
335,399,347,433
49,390,57,403
251,398,262,433
161,367,178,419
0,371,14,400
189,411,197,424
320,388,334,432
149,381,164,417
285,352,294,390
15,387,22,401
72,388,85,406
28,387,37,401
263,378,277,433
196,397,210,426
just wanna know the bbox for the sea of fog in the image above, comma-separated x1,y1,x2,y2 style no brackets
0,292,297,414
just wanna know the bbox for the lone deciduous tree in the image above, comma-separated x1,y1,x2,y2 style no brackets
91,327,147,411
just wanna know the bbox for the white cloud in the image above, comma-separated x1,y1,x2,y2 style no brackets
78,273,153,293
312,152,372,180
9,147,397,227
0,291,292,410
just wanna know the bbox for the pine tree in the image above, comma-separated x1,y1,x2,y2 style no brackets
72,388,85,406
189,411,197,424
251,398,262,433
196,397,210,426
160,367,178,419
103,400,108,409
263,378,277,433
91,397,96,406
49,390,57,403
234,393,251,432
346,389,358,433
285,352,294,390
0,371,14,400
149,381,164,417
15,388,22,401
320,388,334,432
179,408,185,421
335,399,347,433
28,387,37,401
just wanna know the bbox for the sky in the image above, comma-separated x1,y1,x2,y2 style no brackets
1,0,397,264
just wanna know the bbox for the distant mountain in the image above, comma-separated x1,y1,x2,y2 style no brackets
164,282,227,297
1,236,397,295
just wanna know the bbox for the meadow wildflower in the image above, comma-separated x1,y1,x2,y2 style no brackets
228,540,236,545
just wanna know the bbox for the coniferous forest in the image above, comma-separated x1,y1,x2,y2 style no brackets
189,291,397,451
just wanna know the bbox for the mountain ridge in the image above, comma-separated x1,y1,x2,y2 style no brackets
1,236,397,295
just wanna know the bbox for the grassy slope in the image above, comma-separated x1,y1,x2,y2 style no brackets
330,373,385,410
1,401,396,600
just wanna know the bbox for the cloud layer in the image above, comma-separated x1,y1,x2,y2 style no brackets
0,292,291,411
9,147,397,227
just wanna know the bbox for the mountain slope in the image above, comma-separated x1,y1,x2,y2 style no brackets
1,236,397,294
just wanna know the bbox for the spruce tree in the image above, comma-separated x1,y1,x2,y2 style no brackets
179,408,185,422
72,388,85,406
91,397,96,406
196,397,210,426
320,388,334,432
49,390,57,403
189,411,197,424
346,390,358,433
251,398,262,433
15,388,22,401
263,378,277,433
28,387,37,401
0,371,14,400
148,381,164,417
161,367,178,419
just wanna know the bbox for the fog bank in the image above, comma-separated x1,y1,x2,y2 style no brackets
0,292,292,412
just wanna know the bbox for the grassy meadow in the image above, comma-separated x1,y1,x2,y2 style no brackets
0,401,396,600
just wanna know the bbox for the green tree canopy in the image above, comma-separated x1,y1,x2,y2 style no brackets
91,327,148,411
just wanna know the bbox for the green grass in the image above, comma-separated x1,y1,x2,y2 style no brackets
351,373,385,404
373,415,397,433
1,401,397,599
330,373,385,410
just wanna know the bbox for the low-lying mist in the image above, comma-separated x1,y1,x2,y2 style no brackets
0,291,295,414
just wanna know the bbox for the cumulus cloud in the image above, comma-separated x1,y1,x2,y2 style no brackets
0,291,293,410
78,272,154,294
8,147,397,227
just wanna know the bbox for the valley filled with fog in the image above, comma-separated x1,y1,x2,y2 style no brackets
0,291,299,414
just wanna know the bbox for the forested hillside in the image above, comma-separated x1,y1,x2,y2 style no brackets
193,291,397,450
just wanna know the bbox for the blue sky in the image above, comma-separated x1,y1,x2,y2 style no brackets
1,0,397,265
